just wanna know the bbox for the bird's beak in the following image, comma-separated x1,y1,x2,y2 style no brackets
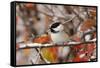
46,28,50,33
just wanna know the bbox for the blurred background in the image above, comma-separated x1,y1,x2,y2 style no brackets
16,2,97,65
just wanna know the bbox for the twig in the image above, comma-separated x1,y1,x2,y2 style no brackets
17,39,96,50
43,5,55,16
63,15,76,24
84,7,90,18
81,28,96,39
67,6,84,33
28,48,50,64
54,6,66,17
35,48,49,63
70,6,84,21
37,6,76,22
30,59,35,64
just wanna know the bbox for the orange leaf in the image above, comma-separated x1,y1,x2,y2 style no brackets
90,11,96,17
25,3,34,9
41,47,58,63
23,49,31,56
33,35,51,44
81,19,95,31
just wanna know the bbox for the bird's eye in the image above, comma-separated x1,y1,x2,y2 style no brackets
51,22,61,28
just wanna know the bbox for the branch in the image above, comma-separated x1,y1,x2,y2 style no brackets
17,38,96,50
35,48,50,64
63,14,76,24
37,6,76,23
28,48,49,64
43,5,55,16
70,6,84,21
81,28,96,40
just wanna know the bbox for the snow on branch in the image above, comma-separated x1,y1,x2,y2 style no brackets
17,38,96,50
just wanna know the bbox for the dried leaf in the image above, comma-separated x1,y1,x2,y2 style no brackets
41,47,58,63
81,19,96,31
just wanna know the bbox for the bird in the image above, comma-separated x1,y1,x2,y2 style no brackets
49,22,71,44
48,22,71,62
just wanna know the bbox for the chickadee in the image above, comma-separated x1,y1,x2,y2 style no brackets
48,22,71,61
49,22,71,44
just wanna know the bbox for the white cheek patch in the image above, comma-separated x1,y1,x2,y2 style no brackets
53,24,64,31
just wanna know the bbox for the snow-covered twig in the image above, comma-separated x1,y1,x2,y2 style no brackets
17,38,96,50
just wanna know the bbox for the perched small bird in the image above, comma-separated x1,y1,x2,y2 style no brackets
48,22,71,62
49,22,71,44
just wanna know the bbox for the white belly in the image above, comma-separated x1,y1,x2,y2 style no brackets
50,32,70,58
50,32,70,44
